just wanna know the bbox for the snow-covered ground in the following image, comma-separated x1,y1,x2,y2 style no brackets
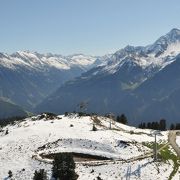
176,135,180,147
76,158,174,180
0,114,178,179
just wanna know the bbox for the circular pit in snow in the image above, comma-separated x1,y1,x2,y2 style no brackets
40,152,111,162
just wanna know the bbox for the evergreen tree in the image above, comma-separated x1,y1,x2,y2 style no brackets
52,153,78,180
33,169,47,180
170,123,175,130
175,123,180,130
116,116,120,123
138,123,142,129
138,122,147,129
159,119,166,131
5,129,9,135
142,122,146,129
147,122,151,129
8,170,13,178
155,122,159,130
151,121,159,130
118,114,128,125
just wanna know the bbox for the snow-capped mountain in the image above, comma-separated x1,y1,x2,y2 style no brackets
1,51,99,71
87,28,180,77
0,51,101,114
146,28,180,56
1,28,180,121
121,54,180,124
36,29,180,125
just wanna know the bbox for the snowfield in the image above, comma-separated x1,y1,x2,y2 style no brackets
0,51,98,71
76,158,173,180
0,114,179,179
176,135,180,147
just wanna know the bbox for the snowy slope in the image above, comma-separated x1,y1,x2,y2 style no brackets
36,29,180,124
90,42,180,77
0,114,177,180
1,29,180,75
80,28,180,78
0,51,99,71
177,135,180,147
76,158,174,180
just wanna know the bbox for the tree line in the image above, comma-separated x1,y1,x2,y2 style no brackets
138,119,167,131
138,119,180,130
169,123,180,130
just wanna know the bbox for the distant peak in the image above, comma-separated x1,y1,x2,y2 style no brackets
69,53,85,57
150,28,180,53
165,28,180,40
124,45,135,50
123,45,144,53
168,28,180,34
17,50,31,53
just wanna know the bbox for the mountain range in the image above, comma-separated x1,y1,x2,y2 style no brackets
1,28,180,124
0,52,103,118
36,28,180,125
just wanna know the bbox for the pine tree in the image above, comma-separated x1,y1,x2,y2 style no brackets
118,114,128,125
175,123,180,130
116,116,120,123
33,169,47,180
147,122,151,129
159,119,166,131
8,170,13,178
139,122,147,129
154,122,159,130
52,153,78,180
138,123,142,129
170,123,175,130
142,122,146,129
5,129,9,135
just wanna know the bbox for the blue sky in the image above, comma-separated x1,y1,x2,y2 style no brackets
0,0,180,55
